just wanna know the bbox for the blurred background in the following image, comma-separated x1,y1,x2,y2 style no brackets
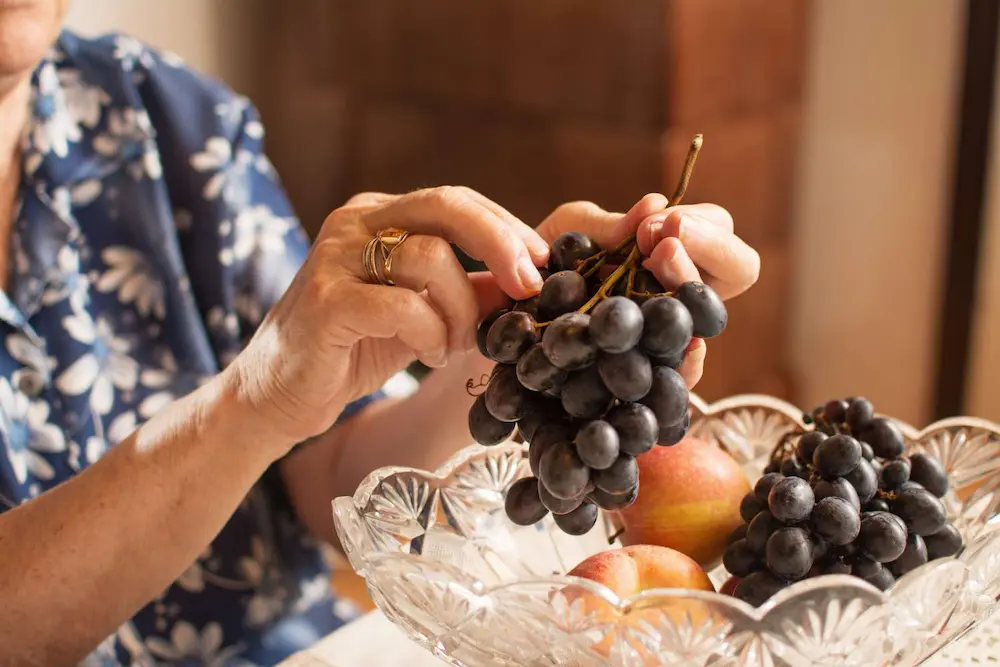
65,0,998,434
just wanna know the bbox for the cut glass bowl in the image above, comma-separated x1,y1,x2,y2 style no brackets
332,394,1000,666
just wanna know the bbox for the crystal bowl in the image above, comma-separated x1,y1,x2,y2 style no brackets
332,394,1000,667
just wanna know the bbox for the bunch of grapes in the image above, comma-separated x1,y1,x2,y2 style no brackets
723,396,963,606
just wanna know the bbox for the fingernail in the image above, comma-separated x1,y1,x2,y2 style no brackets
517,255,543,292
528,236,550,259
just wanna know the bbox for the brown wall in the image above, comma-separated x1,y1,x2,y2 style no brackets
255,0,811,403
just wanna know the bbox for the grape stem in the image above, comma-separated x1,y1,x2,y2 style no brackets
577,245,641,313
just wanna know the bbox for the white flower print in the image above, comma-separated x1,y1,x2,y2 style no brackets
0,377,66,483
113,35,156,72
231,204,296,263
240,537,287,628
57,68,108,130
189,137,254,205
6,332,56,385
56,315,139,415
93,107,162,180
106,411,136,446
29,65,82,161
96,246,166,320
205,307,239,339
145,621,242,667
41,245,90,309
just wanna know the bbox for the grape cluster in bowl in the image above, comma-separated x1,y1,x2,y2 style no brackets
723,396,963,605
467,226,728,537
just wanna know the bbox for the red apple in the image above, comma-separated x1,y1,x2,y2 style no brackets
720,575,741,597
568,544,715,598
616,436,750,568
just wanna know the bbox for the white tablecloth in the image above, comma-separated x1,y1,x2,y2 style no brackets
280,608,1000,667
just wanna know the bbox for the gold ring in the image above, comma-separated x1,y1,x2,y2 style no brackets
363,228,411,286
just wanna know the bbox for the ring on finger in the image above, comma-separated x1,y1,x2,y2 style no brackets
363,227,411,286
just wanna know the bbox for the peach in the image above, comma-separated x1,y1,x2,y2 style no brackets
568,544,714,598
719,576,741,597
617,436,750,568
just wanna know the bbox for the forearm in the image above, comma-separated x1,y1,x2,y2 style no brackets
0,371,283,666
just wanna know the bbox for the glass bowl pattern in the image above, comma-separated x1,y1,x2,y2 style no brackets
332,394,1000,666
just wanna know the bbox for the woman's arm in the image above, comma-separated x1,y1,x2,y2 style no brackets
0,370,290,667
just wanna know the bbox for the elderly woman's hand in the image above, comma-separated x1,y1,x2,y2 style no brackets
231,187,549,448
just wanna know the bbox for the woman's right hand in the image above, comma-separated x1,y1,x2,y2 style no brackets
228,187,550,451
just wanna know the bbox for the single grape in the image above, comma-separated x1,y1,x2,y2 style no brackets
486,311,539,364
485,365,535,422
746,511,780,554
673,281,727,338
549,231,597,272
561,365,613,419
848,554,881,579
823,399,849,424
924,523,963,559
575,420,620,470
860,442,875,461
477,308,509,360
542,312,598,370
845,397,875,432
598,348,652,402
810,497,861,546
844,459,878,503
858,511,908,563
724,539,762,578
640,365,689,427
593,453,639,495
538,270,588,319
818,557,852,575
639,296,693,357
740,493,767,523
514,295,541,320
870,458,884,478
733,570,787,606
812,478,861,513
754,472,785,503
538,482,585,515
468,394,516,446
516,343,569,392
539,442,591,500
728,524,749,545
796,431,827,466
891,487,947,536
864,417,905,459
605,402,658,455
590,482,639,511
632,268,665,296
648,350,685,369
766,526,814,580
590,296,644,353
880,458,910,488
504,477,549,526
658,412,690,446
864,498,890,513
763,460,781,474
865,564,896,591
908,453,949,498
554,501,599,536
813,434,862,478
768,477,815,524
887,533,928,577
781,456,807,479
517,405,557,443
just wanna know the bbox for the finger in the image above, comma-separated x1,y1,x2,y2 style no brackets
642,237,702,288
345,283,449,368
384,234,480,352
677,338,706,389
344,192,399,207
362,187,543,299
460,189,550,266
542,193,669,248
636,203,733,256
469,272,513,321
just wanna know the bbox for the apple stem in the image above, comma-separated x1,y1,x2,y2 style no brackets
608,527,626,544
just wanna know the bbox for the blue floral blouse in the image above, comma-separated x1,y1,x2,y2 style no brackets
3,32,382,666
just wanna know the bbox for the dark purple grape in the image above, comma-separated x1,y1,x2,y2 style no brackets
859,512,907,563
590,296,644,353
517,405,556,443
848,554,881,579
477,308,509,360
864,498,890,513
553,501,599,535
658,412,690,446
516,343,569,392
747,511,782,554
865,564,895,591
891,487,947,536
908,453,949,498
598,348,652,402
593,453,638,495
590,482,639,511
812,478,861,513
844,459,878,503
813,434,862,478
865,417,905,459
561,365,613,419
754,472,785,503
733,570,787,606
549,231,597,272
486,311,538,364
810,497,860,546
538,482,585,515
724,539,762,577
485,365,535,422
640,366,689,427
766,526,814,580
881,459,910,488
514,296,541,320
823,399,849,424
649,350,685,369
887,533,928,577
860,442,875,461
469,394,517,446
818,557,852,575
740,493,766,523
539,442,591,500
924,523,963,559
768,477,815,524
673,281,727,339
606,402,658,455
639,296,693,357
764,460,781,475
542,312,598,370
781,456,807,479
505,477,548,525
728,524,749,545
845,398,875,432
538,270,588,319
575,420,620,470
633,268,665,295
796,431,827,466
